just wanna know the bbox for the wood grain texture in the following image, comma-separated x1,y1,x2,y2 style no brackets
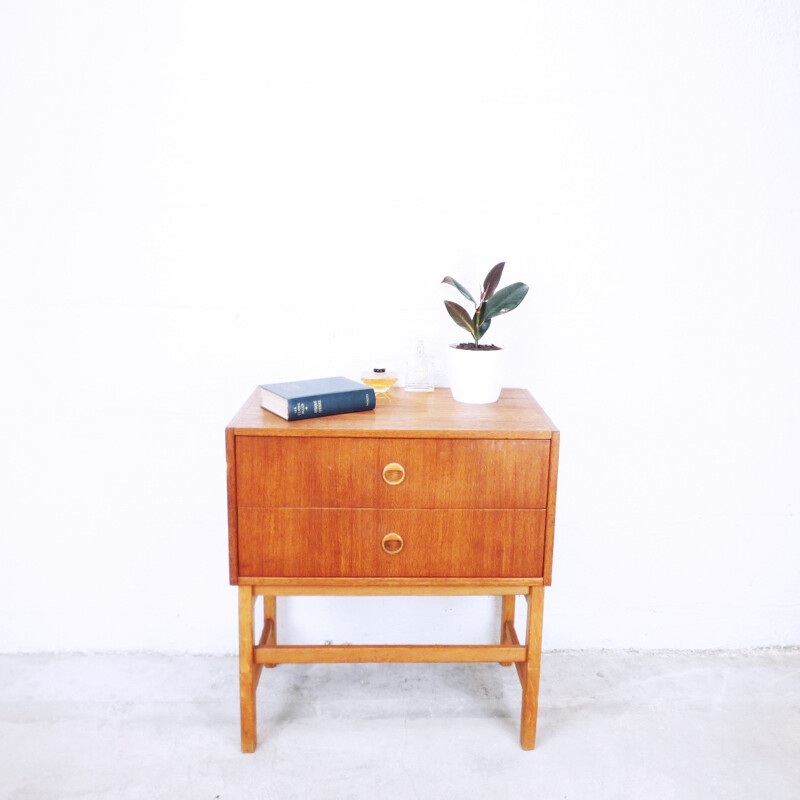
237,508,546,578
228,387,557,439
503,620,526,687
226,428,240,583
500,595,517,666
520,584,545,750
237,586,256,753
250,580,538,595
261,595,277,670
543,429,560,585
235,436,550,510
253,644,526,665
226,387,559,752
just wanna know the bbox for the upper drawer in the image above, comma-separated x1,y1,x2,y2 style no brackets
234,436,550,509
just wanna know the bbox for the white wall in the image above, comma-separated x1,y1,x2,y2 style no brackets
1,1,798,653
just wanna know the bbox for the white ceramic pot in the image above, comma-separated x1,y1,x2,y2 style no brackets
447,344,505,404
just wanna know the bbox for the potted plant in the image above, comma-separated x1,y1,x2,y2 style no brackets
442,261,529,403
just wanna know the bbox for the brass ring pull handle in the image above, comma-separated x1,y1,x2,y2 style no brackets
382,462,406,486
381,532,404,555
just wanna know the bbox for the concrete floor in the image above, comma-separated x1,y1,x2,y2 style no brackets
0,649,798,799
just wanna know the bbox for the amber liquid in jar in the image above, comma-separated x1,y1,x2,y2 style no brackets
361,367,398,396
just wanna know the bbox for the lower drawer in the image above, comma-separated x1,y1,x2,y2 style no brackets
237,508,546,578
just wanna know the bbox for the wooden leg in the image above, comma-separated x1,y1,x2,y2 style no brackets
263,594,277,668
520,585,544,750
500,594,516,666
238,585,257,753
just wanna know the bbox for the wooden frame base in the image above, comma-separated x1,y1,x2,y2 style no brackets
237,581,545,753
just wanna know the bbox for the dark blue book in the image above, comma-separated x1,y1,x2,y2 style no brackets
259,376,376,421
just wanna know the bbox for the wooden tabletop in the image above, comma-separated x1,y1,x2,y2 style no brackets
228,387,558,440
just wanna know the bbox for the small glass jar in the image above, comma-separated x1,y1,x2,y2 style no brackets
361,367,398,398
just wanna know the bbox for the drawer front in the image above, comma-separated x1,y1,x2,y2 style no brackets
235,436,550,509
237,508,546,578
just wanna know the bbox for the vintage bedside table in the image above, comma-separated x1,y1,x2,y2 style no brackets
226,387,559,752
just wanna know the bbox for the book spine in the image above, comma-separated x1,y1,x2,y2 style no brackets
287,388,376,420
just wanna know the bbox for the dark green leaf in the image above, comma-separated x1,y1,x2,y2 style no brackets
444,300,476,337
442,276,476,306
483,282,529,320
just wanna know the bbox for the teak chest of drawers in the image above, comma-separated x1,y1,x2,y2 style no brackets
226,387,559,752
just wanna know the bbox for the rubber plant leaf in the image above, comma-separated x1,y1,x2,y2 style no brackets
480,262,505,304
483,282,529,320
443,300,476,337
441,276,476,306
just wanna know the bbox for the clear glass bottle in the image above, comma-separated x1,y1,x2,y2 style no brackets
404,340,435,392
